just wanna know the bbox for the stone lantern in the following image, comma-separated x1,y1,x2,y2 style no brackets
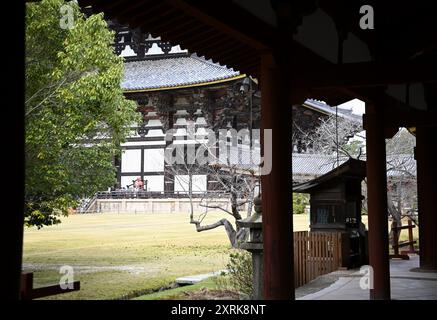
236,195,263,299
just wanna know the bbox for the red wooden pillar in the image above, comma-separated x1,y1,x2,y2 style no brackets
416,125,437,270
364,104,391,300
260,52,294,299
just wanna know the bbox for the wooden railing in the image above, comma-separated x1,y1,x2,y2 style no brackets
21,272,80,300
389,217,418,260
294,231,344,287
94,190,230,199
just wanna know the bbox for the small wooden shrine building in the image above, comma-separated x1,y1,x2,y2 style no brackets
294,158,368,267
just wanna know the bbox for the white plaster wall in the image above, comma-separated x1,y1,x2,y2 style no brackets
174,175,207,194
146,119,162,127
144,149,164,172
121,176,138,188
144,175,164,192
121,149,141,172
146,129,165,137
121,141,166,147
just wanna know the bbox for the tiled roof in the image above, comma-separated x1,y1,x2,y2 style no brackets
122,56,360,124
293,158,367,192
214,150,348,176
122,54,241,91
292,153,343,178
304,99,362,123
292,153,416,183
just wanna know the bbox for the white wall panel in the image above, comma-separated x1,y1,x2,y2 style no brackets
143,175,164,192
121,176,138,188
144,149,164,172
121,149,141,172
146,119,162,127
174,175,207,194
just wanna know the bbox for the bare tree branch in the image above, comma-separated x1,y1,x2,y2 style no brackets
164,125,258,247
190,218,238,247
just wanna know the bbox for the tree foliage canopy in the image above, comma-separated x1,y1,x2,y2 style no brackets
25,0,140,228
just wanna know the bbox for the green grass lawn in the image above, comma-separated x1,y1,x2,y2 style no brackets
22,212,311,300
23,211,416,300
361,215,419,244
23,212,230,299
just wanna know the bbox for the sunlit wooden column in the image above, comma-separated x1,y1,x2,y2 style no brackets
260,51,296,300
363,104,391,300
416,125,437,270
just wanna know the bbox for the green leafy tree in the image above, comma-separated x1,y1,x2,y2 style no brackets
293,193,309,214
25,0,140,228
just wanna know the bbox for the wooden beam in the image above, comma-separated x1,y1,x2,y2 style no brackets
176,30,231,52
159,20,206,42
260,52,296,300
416,126,437,270
7,0,25,300
129,4,175,30
110,0,158,24
365,104,391,300
29,282,81,300
206,45,258,72
149,14,193,36
80,0,436,107
288,41,436,107
291,61,437,89
168,0,272,50
20,273,80,300
383,110,437,128
363,107,437,129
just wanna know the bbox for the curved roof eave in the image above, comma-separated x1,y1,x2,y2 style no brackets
123,74,246,93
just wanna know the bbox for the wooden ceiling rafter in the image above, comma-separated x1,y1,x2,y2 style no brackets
189,37,247,63
155,18,206,40
168,0,273,50
154,25,259,77
141,11,185,33
80,0,266,78
129,6,177,30
92,0,131,14
173,29,230,51
79,0,436,110
291,61,437,89
212,49,260,76
145,14,191,36
108,0,160,22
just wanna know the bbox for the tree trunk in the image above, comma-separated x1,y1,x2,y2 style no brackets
231,191,242,221
388,193,402,246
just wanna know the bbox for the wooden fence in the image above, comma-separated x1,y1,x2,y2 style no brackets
294,231,344,287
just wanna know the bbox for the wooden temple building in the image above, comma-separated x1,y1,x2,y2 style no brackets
108,21,360,194
9,1,437,300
